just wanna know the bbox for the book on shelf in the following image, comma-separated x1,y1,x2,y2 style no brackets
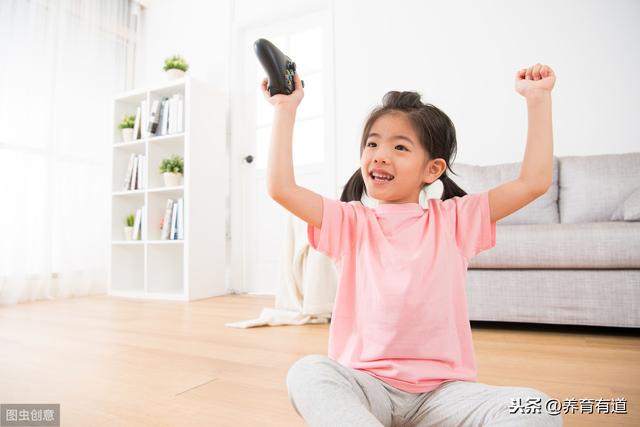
174,94,184,134
123,153,145,191
137,154,144,190
169,198,178,239
167,97,175,135
160,197,184,240
148,99,161,135
124,154,134,189
161,199,173,240
132,106,141,140
161,96,169,135
132,206,143,240
141,99,149,138
177,198,184,240
177,96,183,133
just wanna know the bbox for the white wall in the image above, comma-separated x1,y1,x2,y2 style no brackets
331,0,640,188
137,0,640,193
134,0,232,93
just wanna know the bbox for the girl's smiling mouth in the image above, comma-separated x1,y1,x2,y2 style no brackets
370,169,395,183
370,174,395,185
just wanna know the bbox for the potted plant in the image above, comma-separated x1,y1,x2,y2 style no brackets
163,54,189,80
118,114,136,142
124,213,135,240
159,154,184,187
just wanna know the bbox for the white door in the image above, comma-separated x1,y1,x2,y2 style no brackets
230,11,336,294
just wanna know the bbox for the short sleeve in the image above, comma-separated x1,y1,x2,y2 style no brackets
440,191,496,260
307,196,359,260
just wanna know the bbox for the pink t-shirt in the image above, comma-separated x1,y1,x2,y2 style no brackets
307,191,496,393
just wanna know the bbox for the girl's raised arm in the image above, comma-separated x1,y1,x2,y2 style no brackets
488,63,556,223
261,73,324,228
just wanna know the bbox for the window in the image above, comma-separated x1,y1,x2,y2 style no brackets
253,27,326,169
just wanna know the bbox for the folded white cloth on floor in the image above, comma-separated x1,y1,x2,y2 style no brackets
224,307,331,328
225,213,337,329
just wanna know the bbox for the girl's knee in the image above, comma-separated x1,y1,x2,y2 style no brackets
286,354,332,393
503,387,563,426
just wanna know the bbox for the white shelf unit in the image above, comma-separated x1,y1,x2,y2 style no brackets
109,77,227,301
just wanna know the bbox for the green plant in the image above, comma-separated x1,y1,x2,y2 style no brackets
163,55,189,72
125,213,135,227
118,114,135,129
159,155,184,175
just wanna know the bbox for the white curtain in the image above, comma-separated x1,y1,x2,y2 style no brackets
0,0,137,304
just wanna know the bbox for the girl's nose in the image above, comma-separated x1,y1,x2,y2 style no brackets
373,154,390,164
372,147,392,164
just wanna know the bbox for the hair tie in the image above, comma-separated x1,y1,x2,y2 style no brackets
422,178,444,204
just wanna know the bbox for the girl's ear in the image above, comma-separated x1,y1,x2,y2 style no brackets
423,158,447,184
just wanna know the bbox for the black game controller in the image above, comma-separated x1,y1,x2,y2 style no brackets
254,38,304,96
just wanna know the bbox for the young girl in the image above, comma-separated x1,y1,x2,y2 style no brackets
261,64,560,427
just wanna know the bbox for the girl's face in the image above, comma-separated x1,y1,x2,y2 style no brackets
361,112,431,204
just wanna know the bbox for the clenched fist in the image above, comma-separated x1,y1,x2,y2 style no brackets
515,63,556,98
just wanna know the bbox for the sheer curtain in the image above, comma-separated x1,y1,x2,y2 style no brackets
0,0,138,304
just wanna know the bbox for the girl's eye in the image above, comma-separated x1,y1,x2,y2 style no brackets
365,141,408,151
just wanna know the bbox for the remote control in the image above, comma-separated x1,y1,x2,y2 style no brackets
254,38,304,96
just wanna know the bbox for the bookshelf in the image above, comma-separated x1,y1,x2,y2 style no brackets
109,76,227,301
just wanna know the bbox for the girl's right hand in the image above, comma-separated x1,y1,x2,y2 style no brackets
260,72,304,109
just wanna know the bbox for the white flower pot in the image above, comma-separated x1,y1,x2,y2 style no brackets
123,226,134,241
121,128,134,142
166,69,185,80
163,172,183,187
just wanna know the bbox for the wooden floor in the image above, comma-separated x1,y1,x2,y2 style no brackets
0,294,638,427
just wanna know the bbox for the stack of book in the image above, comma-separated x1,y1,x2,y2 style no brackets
160,198,184,240
148,94,184,137
124,154,145,190
128,93,184,140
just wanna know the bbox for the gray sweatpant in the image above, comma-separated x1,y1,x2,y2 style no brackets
287,355,563,427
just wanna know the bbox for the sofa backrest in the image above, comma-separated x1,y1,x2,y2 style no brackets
452,157,559,225
558,152,640,224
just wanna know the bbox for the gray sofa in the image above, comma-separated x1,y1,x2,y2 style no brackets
452,152,640,328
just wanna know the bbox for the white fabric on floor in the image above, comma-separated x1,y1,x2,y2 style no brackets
224,213,337,328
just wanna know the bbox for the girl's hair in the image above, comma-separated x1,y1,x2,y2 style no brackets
340,91,467,203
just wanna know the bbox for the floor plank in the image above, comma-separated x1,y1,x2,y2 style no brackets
0,294,637,426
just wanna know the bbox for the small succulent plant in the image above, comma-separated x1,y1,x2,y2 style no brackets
159,155,184,175
118,114,136,129
163,55,189,72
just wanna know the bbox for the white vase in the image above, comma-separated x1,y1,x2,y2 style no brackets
166,69,185,80
163,172,183,187
123,226,134,241
122,128,134,142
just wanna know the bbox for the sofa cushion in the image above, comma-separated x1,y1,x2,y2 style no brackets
451,157,559,225
610,186,640,221
468,221,640,269
559,152,640,224
466,269,640,327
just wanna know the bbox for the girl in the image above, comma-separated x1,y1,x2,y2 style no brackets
261,63,560,427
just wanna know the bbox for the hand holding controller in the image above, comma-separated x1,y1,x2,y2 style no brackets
254,38,305,96
260,72,304,109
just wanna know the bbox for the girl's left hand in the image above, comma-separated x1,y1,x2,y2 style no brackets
515,63,556,98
